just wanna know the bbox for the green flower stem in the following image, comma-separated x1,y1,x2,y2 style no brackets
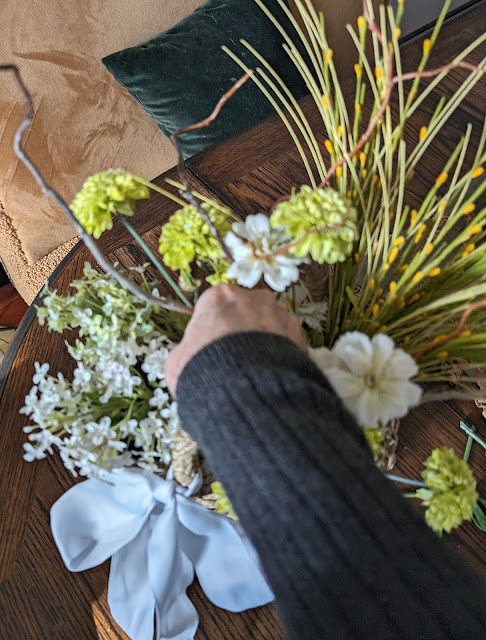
403,492,419,499
463,424,475,462
163,179,241,221
460,421,486,452
223,46,317,186
133,176,186,207
119,217,191,308
241,39,326,180
386,473,427,488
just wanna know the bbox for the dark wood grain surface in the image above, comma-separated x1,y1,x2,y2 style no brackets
1,4,485,638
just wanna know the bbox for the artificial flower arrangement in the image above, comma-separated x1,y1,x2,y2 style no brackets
2,0,486,638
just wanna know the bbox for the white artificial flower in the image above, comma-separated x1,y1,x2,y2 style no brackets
310,331,422,425
20,386,40,417
85,416,117,447
135,411,164,449
23,442,47,462
72,362,92,393
141,335,172,383
23,263,184,480
149,388,170,410
224,213,301,292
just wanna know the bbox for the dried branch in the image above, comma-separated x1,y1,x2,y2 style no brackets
0,64,192,315
170,72,253,263
395,60,482,84
414,300,486,360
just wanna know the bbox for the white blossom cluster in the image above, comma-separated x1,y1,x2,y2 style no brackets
21,265,184,479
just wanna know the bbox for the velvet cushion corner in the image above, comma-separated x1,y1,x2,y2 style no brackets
102,0,309,158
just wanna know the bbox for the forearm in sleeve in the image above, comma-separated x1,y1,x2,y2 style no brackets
176,332,486,640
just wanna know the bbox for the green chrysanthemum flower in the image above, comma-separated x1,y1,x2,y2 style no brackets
158,203,231,272
211,481,237,520
416,447,478,534
70,170,149,239
270,185,357,263
363,426,384,462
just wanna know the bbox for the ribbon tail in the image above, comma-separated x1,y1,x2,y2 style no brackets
148,500,198,640
178,499,274,612
108,521,157,640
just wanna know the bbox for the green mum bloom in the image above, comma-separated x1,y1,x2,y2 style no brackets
363,426,384,462
416,447,478,534
158,203,231,272
211,481,237,520
70,170,149,239
270,185,357,263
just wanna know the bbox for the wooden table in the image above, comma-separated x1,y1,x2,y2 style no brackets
1,4,485,638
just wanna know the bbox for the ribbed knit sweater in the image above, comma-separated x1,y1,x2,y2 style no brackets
177,332,486,639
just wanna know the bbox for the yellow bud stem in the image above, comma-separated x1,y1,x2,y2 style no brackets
435,172,448,187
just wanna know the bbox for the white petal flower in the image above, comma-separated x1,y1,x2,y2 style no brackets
141,337,171,383
23,442,47,462
149,388,170,410
310,332,422,425
32,362,49,385
225,214,301,292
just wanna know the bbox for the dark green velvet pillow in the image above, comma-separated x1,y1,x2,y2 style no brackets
102,0,308,158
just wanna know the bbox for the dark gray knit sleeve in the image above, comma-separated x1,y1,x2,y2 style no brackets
176,332,486,640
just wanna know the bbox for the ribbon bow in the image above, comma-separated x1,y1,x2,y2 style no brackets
50,468,273,640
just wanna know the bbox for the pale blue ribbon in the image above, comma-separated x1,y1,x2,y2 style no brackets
50,468,274,640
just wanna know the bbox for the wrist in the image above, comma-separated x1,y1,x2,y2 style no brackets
176,331,330,401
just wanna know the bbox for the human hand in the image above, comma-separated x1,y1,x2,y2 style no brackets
165,284,307,395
